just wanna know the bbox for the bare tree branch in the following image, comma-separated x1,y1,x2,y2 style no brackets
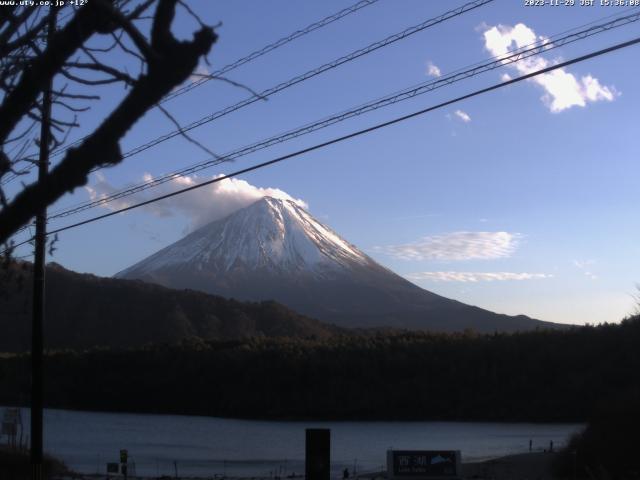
102,2,158,61
0,14,48,57
60,67,130,86
207,74,268,101
0,3,105,143
64,61,137,85
157,103,220,159
0,0,217,244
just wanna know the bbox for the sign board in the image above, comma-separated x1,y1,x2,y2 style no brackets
387,450,461,479
120,449,128,464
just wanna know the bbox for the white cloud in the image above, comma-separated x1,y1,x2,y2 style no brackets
454,109,471,123
85,172,307,232
407,271,552,282
374,231,521,261
483,23,618,112
573,259,598,280
426,61,441,77
501,73,512,82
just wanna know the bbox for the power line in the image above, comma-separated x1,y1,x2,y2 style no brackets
44,10,640,221
4,32,636,255
162,0,381,103
1,0,381,184
9,7,639,236
118,0,493,159
5,0,493,183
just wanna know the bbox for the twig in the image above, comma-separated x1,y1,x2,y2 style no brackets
193,73,268,101
156,103,220,159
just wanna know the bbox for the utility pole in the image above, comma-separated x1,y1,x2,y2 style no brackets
31,6,56,480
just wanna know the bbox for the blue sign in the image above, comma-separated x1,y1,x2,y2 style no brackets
387,450,461,479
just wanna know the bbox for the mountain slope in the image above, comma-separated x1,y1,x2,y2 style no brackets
0,262,339,352
116,197,556,332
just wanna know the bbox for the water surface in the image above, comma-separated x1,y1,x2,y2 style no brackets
6,407,583,477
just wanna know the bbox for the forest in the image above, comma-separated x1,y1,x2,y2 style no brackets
1,316,639,422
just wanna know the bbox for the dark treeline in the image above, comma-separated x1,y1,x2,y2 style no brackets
554,394,640,479
0,447,68,480
0,262,340,352
1,316,639,422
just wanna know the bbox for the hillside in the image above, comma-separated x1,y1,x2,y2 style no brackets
0,261,340,352
117,197,557,333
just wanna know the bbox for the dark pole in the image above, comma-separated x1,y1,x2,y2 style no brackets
31,6,56,480
305,429,330,480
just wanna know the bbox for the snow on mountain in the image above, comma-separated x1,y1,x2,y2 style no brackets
116,197,555,332
116,196,370,279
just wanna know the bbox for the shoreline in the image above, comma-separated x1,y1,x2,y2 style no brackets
47,453,562,480
2,403,587,425
356,452,561,480
462,452,560,479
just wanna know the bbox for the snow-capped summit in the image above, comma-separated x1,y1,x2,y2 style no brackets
116,196,370,279
116,197,554,332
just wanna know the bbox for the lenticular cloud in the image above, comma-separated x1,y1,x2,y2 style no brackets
374,231,521,261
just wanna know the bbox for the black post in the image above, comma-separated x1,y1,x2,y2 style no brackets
31,7,56,480
305,429,330,480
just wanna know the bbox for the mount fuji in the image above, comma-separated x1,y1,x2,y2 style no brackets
116,197,554,332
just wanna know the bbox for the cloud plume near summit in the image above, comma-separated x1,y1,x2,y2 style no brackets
85,173,307,232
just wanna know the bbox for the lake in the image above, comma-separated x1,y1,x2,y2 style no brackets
4,407,583,478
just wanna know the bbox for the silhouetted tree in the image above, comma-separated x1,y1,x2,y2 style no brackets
0,0,217,246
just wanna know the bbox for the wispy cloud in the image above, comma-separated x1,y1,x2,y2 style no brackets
85,172,307,232
573,259,598,280
407,271,552,282
483,23,618,112
374,231,521,261
454,109,471,122
426,61,441,77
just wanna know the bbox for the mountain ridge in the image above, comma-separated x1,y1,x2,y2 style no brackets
0,261,341,352
116,196,558,333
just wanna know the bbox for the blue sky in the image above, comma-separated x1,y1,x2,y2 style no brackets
7,0,640,325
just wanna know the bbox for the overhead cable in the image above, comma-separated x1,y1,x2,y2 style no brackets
45,10,640,220
3,32,633,253
1,0,382,183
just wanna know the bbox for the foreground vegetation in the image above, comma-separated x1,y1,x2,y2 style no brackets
2,317,639,478
554,395,640,479
0,447,69,480
1,316,639,422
